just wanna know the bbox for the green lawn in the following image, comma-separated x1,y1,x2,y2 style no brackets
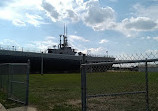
86,72,158,111
0,72,158,111
29,74,81,111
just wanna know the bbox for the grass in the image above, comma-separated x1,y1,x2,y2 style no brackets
0,72,158,111
29,73,81,111
86,72,158,111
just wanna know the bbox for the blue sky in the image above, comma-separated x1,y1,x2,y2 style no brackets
0,0,158,56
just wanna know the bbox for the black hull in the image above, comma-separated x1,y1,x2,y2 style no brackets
0,54,80,74
0,50,115,74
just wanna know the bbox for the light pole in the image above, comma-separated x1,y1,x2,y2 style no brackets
12,46,14,51
106,51,108,57
15,46,16,51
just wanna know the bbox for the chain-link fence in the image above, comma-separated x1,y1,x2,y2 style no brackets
0,61,30,105
81,54,158,111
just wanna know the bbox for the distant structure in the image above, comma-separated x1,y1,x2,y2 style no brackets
138,64,158,72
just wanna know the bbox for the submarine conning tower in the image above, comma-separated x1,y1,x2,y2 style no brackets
47,26,77,55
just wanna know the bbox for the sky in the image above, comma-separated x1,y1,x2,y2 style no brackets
0,0,158,56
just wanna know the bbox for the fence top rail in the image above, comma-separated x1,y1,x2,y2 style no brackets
81,58,158,66
0,63,28,66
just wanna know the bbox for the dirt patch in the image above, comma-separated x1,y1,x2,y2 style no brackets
87,95,146,111
67,99,81,107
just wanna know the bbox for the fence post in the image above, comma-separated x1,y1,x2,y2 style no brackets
41,52,43,75
9,64,13,100
145,58,149,111
0,69,1,89
25,59,30,105
7,64,10,99
81,54,87,111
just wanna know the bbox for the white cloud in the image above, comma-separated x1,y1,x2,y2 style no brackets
27,36,58,51
66,10,79,22
0,38,58,52
8,0,42,10
41,0,116,28
0,8,17,21
122,17,157,31
99,39,109,44
140,36,153,40
79,2,158,36
119,3,158,37
82,47,108,56
153,37,158,41
0,0,45,27
145,49,158,53
113,17,158,37
42,0,60,22
89,47,105,54
76,0,84,5
133,4,158,21
45,36,56,40
0,39,21,50
41,0,81,23
0,39,19,46
82,0,116,31
147,36,151,39
25,13,46,26
78,2,158,36
141,37,145,40
145,49,158,59
12,19,26,26
69,35,89,42
1,0,158,38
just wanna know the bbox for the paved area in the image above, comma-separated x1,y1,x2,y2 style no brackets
7,106,37,111
0,103,7,111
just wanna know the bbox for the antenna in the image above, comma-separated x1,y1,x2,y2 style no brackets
66,24,67,36
63,23,68,47
59,35,62,49
64,23,67,36
64,23,66,36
